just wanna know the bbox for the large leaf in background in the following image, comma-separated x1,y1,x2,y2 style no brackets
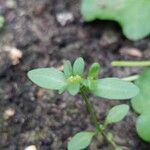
131,68,150,114
81,0,150,41
105,104,129,124
91,78,139,100
28,68,66,90
136,114,150,142
68,131,95,150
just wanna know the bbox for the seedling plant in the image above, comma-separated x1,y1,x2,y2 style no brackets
28,57,139,150
112,60,150,142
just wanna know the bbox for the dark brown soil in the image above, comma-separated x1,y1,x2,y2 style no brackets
0,0,150,150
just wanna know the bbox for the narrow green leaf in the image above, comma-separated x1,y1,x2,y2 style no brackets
136,114,150,142
64,60,73,78
91,78,139,100
27,68,66,90
88,63,100,79
67,83,80,96
131,68,150,114
68,131,95,150
105,104,129,124
73,57,85,76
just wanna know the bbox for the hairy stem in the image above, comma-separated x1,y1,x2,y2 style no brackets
111,61,150,67
80,88,119,150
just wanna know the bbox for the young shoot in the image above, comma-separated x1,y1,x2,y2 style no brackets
27,57,139,150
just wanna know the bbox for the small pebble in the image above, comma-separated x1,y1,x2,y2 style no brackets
4,46,23,65
5,0,17,9
36,89,45,98
25,145,37,150
119,47,143,57
3,108,15,120
56,12,74,26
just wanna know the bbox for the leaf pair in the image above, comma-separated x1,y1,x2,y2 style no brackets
68,104,129,150
28,57,139,100
64,57,85,78
131,68,150,142
28,57,85,95
64,57,84,95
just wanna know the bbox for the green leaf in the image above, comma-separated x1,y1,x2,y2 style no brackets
88,63,100,79
91,78,139,100
81,0,150,41
27,68,66,90
86,79,96,91
68,131,95,150
136,114,150,142
67,83,80,96
58,86,67,94
105,104,129,124
64,60,73,78
73,57,85,76
0,16,5,28
131,68,150,114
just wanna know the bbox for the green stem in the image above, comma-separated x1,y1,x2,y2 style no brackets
102,132,119,150
80,88,101,132
121,74,139,82
111,61,150,67
80,88,119,150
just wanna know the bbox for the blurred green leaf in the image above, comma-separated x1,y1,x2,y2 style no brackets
131,68,150,114
105,104,129,124
73,57,85,76
91,78,139,100
64,60,73,78
28,68,66,90
68,131,95,150
0,16,5,28
86,79,97,91
136,114,150,142
67,83,80,96
88,63,100,79
81,0,150,40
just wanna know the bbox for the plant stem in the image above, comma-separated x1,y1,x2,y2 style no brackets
111,61,150,67
121,74,139,82
80,88,119,150
80,88,101,132
102,132,120,150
